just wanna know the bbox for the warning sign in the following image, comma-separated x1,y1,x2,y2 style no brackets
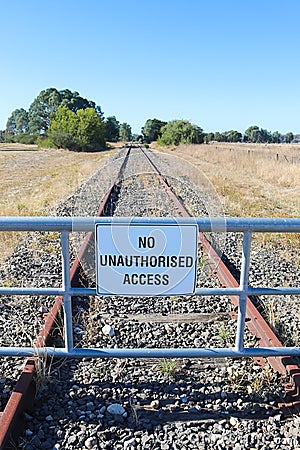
95,223,198,296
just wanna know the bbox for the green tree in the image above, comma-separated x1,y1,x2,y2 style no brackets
132,134,143,142
141,118,167,143
59,89,98,112
158,120,204,146
28,88,61,133
271,131,282,143
119,122,132,142
0,130,5,142
6,108,29,135
76,108,106,150
285,132,294,143
227,130,242,142
260,128,272,143
244,125,260,142
48,106,105,151
204,132,215,143
213,132,223,142
28,87,101,134
105,116,120,142
244,125,273,143
47,107,79,150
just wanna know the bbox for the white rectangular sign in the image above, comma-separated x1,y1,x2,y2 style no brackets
95,223,198,296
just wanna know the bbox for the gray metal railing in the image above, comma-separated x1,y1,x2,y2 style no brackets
0,216,299,359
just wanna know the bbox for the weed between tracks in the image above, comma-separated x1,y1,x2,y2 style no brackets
217,323,235,347
259,295,299,347
158,359,179,378
224,362,277,395
33,347,55,391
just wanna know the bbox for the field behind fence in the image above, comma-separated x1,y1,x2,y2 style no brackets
153,142,300,255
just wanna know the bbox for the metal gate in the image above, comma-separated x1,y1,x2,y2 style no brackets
0,216,299,359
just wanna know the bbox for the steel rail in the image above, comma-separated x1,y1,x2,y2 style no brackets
0,146,132,449
138,145,300,414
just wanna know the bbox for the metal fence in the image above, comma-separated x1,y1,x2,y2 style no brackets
0,216,299,359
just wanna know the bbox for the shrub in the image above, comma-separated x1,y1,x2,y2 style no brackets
48,129,79,151
48,107,106,151
158,120,204,146
37,135,55,149
4,133,37,144
16,134,38,144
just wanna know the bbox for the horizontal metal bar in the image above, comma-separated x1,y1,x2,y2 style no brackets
0,287,64,296
0,216,299,232
0,216,74,231
69,288,97,296
247,287,300,295
70,287,300,297
1,286,299,297
69,288,244,297
195,287,300,296
0,346,300,358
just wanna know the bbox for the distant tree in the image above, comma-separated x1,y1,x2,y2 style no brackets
6,108,29,135
59,88,98,112
141,118,167,143
119,122,132,142
48,107,80,150
244,125,260,143
158,120,204,146
48,106,105,151
244,125,272,143
132,133,143,142
213,131,224,142
260,128,273,143
285,132,294,143
76,108,105,150
0,130,5,142
204,132,214,143
271,131,282,143
105,116,120,142
28,88,61,133
227,130,242,142
28,87,101,134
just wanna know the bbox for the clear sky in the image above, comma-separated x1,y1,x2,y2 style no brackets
1,0,300,134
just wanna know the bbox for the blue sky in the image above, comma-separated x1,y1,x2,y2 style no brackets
1,0,300,134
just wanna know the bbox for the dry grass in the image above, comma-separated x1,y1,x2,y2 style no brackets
0,144,116,260
152,142,300,252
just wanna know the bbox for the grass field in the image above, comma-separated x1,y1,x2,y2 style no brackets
152,142,300,253
0,144,116,260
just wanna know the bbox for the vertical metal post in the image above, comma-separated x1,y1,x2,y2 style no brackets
235,231,252,351
61,231,73,353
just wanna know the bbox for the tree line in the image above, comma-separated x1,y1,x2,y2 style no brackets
2,88,132,150
1,89,296,150
141,119,295,146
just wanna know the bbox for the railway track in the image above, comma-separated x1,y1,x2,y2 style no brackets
0,144,299,449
